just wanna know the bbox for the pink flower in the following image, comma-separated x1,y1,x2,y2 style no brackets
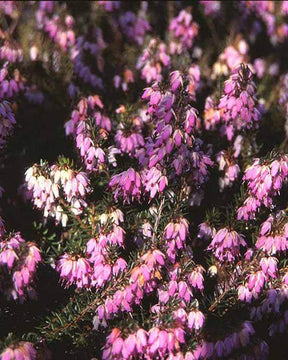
197,221,216,241
0,342,37,360
169,10,199,53
200,1,221,16
137,39,170,84
187,310,205,330
187,266,205,291
164,218,189,262
218,64,260,141
0,99,16,147
207,227,246,262
0,233,41,301
238,155,288,220
115,118,144,157
217,150,240,190
260,257,278,278
57,254,91,288
170,71,183,92
109,168,142,204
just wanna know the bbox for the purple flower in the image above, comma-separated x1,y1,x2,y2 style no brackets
169,10,199,54
218,64,260,141
238,155,288,220
98,1,120,12
207,227,246,262
164,218,189,262
0,342,37,360
137,39,170,84
119,11,150,46
141,167,168,200
0,233,41,301
115,116,144,157
109,168,142,204
200,1,221,17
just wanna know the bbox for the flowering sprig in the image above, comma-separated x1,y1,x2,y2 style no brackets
169,9,199,54
36,2,75,52
65,95,111,172
119,11,150,46
25,159,90,226
114,106,144,158
57,207,127,290
0,232,41,301
238,154,288,220
136,39,170,84
207,227,246,263
255,213,288,254
0,342,37,360
212,39,249,79
218,63,261,141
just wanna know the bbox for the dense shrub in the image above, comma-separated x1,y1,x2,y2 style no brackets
0,1,288,359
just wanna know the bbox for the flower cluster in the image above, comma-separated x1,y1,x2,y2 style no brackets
136,39,170,84
141,167,168,201
36,3,75,52
207,227,246,262
238,155,288,220
250,287,288,323
200,1,221,17
0,65,24,99
71,31,105,89
0,233,41,301
169,9,199,54
197,221,216,241
93,250,165,328
57,207,127,290
119,11,150,46
109,167,168,204
255,214,288,254
65,95,111,172
164,217,189,263
157,264,205,309
241,1,288,44
0,41,23,63
102,326,185,360
190,321,266,360
238,255,278,303
0,1,19,16
203,96,221,131
0,342,37,360
25,161,90,226
218,64,261,141
114,109,144,157
139,72,212,202
109,168,142,204
212,39,249,78
186,64,201,101
0,100,16,147
57,254,91,288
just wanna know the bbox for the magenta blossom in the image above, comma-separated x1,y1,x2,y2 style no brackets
207,227,246,262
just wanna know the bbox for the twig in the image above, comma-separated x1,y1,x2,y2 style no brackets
208,288,231,312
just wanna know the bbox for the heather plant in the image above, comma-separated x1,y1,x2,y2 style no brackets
0,1,288,360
